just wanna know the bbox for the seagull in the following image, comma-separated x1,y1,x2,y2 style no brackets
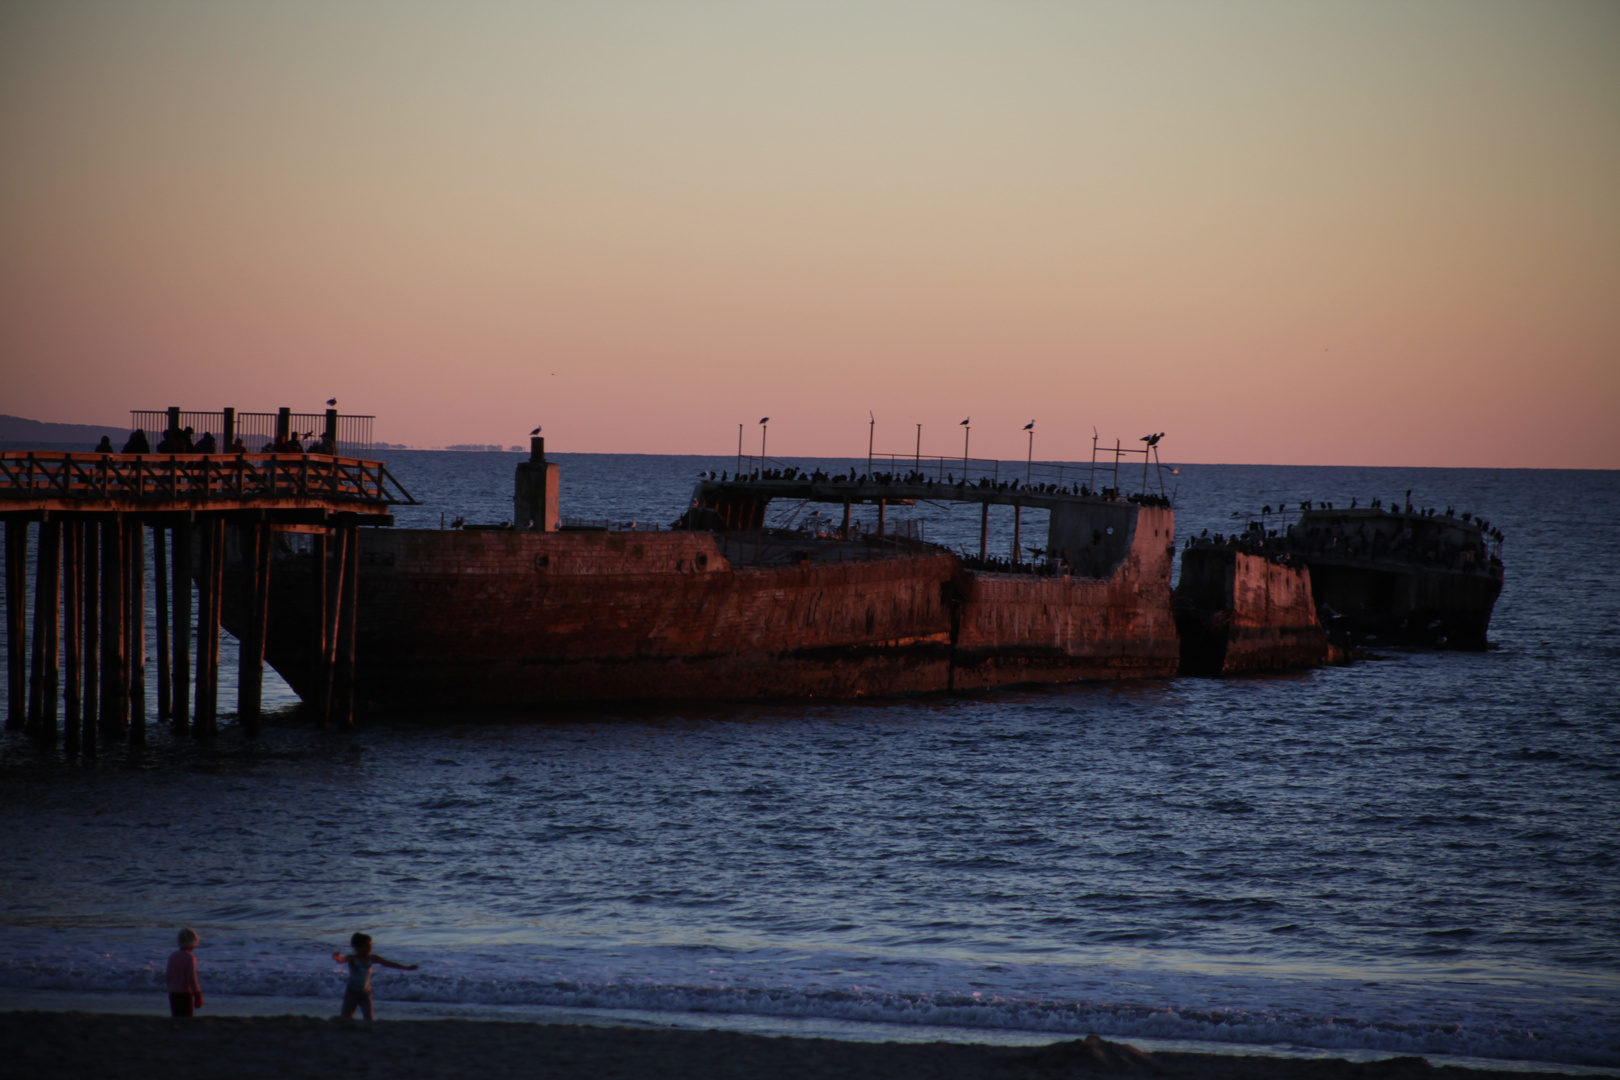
759,417,769,425
1140,431,1165,446
960,417,970,426
530,426,542,435
327,398,337,407
1023,420,1034,431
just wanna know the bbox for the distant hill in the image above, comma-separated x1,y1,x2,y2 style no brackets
0,413,132,450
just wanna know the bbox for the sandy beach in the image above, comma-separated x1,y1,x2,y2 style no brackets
1,1011,1573,1080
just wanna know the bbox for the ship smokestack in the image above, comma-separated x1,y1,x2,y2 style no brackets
514,438,559,531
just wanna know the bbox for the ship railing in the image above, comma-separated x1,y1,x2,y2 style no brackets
560,517,663,532
738,452,1118,494
0,452,417,507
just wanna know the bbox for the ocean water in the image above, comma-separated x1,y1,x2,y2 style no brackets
1,453,1616,1070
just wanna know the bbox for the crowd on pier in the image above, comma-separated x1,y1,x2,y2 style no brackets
97,428,338,455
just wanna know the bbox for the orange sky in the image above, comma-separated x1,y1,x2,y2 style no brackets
2,1,1616,467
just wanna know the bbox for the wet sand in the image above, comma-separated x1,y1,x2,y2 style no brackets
1,1011,1562,1079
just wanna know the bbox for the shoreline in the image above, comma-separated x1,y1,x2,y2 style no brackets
3,995,1613,1079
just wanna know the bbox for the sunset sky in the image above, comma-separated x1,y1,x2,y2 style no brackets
2,1,1615,467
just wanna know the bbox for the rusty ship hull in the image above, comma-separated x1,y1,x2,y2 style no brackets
223,500,1182,711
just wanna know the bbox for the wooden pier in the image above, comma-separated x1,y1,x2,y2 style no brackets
1,450,413,750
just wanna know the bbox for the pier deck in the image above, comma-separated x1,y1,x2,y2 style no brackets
2,451,416,751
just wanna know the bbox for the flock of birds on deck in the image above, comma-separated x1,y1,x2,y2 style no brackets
1189,487,1504,550
696,468,1172,507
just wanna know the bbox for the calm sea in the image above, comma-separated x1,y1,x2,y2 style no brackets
1,452,1616,1069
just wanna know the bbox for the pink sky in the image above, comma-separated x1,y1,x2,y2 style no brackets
2,1,1616,467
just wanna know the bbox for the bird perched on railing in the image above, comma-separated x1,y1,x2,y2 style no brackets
960,417,970,425
327,398,338,407
1024,420,1034,431
1141,432,1164,446
530,426,541,435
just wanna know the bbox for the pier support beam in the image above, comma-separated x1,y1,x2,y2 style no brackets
4,520,25,730
194,518,223,738
979,501,989,561
34,520,60,741
1013,505,1022,565
82,522,98,755
28,523,47,730
128,521,145,744
64,522,81,756
237,522,271,737
100,518,127,737
312,530,328,727
154,525,170,720
337,525,359,727
170,521,191,735
320,528,347,726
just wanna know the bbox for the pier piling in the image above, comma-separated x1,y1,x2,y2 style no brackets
312,529,328,728
320,527,347,726
129,521,145,744
5,520,26,730
37,520,61,741
154,525,170,719
81,523,98,755
64,522,81,755
238,522,272,737
338,525,359,727
194,519,223,738
100,517,127,737
170,521,190,735
29,522,50,732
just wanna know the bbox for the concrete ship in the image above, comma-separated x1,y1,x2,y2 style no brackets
223,439,1195,710
1281,504,1503,649
1172,545,1331,676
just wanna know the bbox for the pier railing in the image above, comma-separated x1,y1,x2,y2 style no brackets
130,410,376,453
0,452,416,511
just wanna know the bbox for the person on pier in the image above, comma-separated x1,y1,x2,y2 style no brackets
122,429,151,454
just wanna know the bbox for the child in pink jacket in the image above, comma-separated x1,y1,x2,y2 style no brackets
166,928,203,1017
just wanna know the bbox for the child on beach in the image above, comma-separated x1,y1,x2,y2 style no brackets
166,928,204,1017
332,932,418,1021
